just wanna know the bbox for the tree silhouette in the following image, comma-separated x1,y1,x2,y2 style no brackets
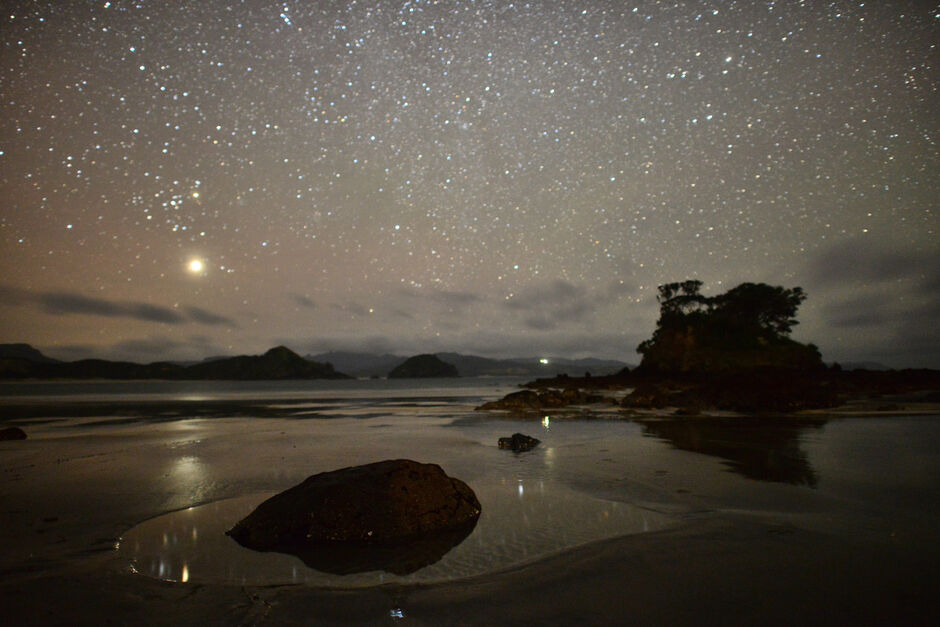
637,281,815,372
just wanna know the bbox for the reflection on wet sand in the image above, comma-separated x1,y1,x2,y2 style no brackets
118,479,671,586
260,520,480,576
635,416,826,487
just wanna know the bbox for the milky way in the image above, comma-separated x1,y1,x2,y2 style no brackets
1,1,936,366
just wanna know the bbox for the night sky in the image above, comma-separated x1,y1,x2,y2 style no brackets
1,1,937,367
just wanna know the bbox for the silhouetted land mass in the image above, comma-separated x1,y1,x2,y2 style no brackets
512,281,940,413
387,354,459,378
306,350,629,378
0,343,61,364
0,344,350,380
634,280,822,375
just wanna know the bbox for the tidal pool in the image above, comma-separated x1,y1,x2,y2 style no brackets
118,480,672,587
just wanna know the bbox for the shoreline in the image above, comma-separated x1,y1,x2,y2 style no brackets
1,391,938,624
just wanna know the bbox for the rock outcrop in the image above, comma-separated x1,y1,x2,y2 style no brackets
227,459,480,575
476,388,604,410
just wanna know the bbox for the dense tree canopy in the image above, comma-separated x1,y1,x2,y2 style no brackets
648,281,806,340
637,281,816,373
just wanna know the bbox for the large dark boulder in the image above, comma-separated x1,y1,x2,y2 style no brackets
0,426,27,441
227,460,480,574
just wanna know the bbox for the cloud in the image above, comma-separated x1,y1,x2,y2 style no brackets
393,287,483,312
36,292,185,323
805,255,940,367
807,239,938,287
184,306,237,327
503,280,589,331
503,279,633,330
0,286,235,327
291,293,316,309
410,287,482,307
331,302,369,316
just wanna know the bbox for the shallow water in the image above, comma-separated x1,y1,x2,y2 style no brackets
3,379,938,587
119,481,670,586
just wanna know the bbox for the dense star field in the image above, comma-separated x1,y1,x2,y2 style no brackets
0,1,936,366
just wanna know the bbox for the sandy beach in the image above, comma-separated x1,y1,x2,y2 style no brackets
1,385,938,625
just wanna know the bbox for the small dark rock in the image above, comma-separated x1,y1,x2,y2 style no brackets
498,433,541,452
0,426,27,441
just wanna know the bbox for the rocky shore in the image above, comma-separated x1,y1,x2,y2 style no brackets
478,367,940,416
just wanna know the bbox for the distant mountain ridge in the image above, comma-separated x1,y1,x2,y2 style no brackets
307,350,632,378
0,343,633,380
0,344,349,380
0,343,61,364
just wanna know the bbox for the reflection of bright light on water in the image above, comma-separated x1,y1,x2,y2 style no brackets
118,483,673,587
168,456,205,498
542,416,550,429
544,446,555,469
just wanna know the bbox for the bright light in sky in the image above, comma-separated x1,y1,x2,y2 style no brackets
188,259,205,274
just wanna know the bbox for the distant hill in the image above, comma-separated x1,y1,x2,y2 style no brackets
0,344,350,380
1,343,631,380
0,343,61,364
307,350,631,378
388,354,459,378
180,346,349,380
306,351,407,378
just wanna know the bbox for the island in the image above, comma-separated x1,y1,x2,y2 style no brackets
480,281,940,414
387,354,459,378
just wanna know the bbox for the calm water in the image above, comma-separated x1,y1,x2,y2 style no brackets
0,377,527,403
3,379,938,586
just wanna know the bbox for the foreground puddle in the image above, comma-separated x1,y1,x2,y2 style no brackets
118,482,672,586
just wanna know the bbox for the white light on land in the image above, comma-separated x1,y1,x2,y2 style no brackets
539,358,549,365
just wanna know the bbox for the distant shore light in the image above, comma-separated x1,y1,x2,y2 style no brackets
539,358,549,364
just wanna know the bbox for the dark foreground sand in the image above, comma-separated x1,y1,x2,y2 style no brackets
1,406,937,626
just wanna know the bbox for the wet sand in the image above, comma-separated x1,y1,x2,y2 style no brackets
1,402,938,625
